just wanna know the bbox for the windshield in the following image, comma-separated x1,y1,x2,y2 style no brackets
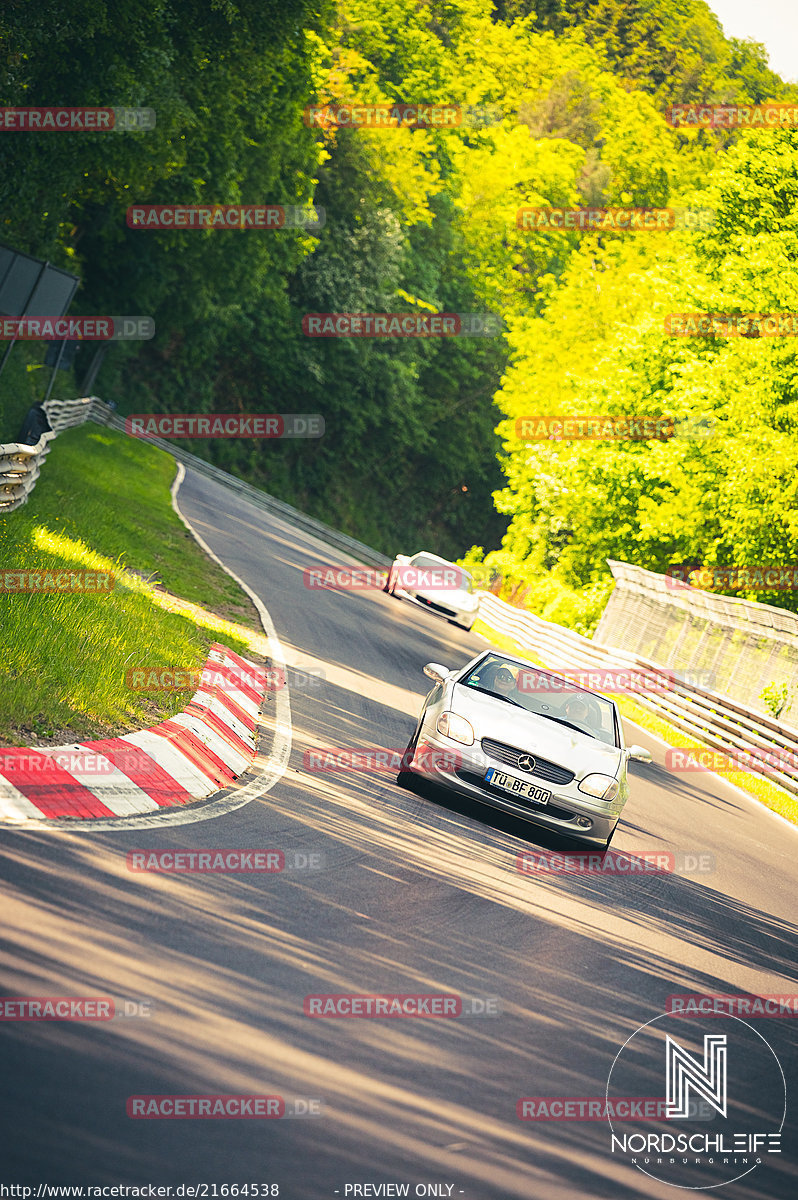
410,554,473,592
458,654,620,747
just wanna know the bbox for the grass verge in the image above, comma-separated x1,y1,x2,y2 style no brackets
471,616,798,829
0,422,261,745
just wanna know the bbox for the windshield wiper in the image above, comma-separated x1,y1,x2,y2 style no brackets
461,683,526,709
528,711,600,739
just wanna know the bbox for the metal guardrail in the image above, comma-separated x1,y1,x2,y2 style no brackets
0,433,53,511
88,399,392,569
595,560,798,723
476,591,798,799
43,396,96,433
0,397,94,513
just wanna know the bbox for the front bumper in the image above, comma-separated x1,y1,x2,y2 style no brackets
396,588,477,628
407,733,619,846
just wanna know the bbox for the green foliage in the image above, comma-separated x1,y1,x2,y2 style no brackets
760,681,794,720
459,543,614,633
490,129,798,616
494,0,796,108
1,0,797,619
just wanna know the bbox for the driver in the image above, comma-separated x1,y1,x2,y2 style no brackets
488,665,525,701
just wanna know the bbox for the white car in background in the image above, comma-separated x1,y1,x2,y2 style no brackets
384,551,479,631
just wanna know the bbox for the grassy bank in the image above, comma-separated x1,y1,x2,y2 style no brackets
472,617,798,829
0,422,260,745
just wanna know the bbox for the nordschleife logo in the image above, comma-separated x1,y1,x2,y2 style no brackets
666,1034,727,1119
606,1013,785,1189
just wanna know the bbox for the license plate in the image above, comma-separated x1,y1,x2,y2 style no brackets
485,768,551,805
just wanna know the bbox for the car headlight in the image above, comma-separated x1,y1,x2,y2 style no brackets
436,711,474,746
578,773,619,801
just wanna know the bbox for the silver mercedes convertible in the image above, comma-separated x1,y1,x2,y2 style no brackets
398,650,652,848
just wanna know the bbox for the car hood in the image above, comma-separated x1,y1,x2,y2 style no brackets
448,683,622,777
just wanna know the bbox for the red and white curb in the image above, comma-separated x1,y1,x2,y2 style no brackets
0,643,265,823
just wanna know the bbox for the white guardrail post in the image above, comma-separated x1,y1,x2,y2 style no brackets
1,396,94,513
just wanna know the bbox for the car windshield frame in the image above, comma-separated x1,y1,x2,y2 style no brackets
455,653,621,748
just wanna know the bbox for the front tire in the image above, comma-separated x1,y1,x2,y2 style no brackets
396,723,421,786
564,821,617,851
600,822,618,851
383,563,398,595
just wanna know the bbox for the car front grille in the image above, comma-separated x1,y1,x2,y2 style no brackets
480,738,575,785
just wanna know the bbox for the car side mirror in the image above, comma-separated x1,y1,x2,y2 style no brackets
423,663,451,684
627,745,653,763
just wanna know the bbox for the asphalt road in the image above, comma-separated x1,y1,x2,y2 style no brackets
2,466,797,1199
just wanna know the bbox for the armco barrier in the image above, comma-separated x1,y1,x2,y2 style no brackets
475,591,798,799
596,560,798,722
0,396,94,513
89,399,392,569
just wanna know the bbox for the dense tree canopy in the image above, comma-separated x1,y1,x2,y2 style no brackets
1,0,796,616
